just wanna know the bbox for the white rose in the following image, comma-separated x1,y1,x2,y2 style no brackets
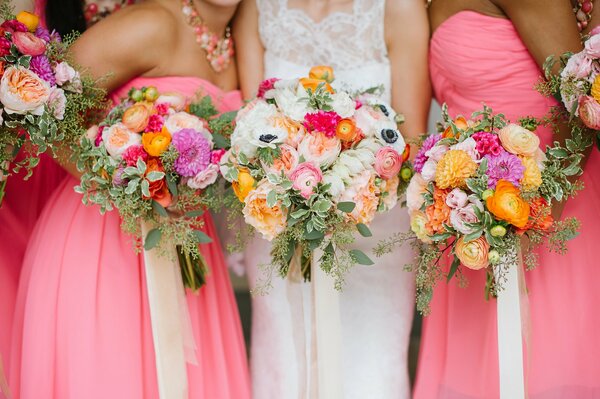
102,123,141,159
272,86,310,121
421,159,437,182
331,92,355,118
187,163,219,189
323,171,346,201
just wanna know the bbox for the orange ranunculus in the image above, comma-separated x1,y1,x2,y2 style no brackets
308,65,334,83
299,77,334,94
442,116,468,139
486,180,530,228
232,168,255,202
455,236,490,270
145,158,172,207
122,103,151,133
142,127,171,157
425,187,451,235
516,196,553,234
16,11,39,32
336,118,357,141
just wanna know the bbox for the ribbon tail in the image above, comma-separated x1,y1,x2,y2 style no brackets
141,221,193,399
495,244,526,399
0,354,10,399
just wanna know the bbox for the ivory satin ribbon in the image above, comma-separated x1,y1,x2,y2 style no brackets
0,354,10,399
494,245,527,399
141,221,197,399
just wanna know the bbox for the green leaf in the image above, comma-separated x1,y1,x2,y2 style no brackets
304,229,325,240
356,223,372,237
166,174,178,197
266,190,277,208
291,208,309,219
146,171,165,182
463,230,483,243
211,132,230,149
349,249,374,266
337,201,356,213
140,179,150,198
284,240,297,264
193,230,213,244
152,200,168,217
144,228,162,250
185,209,205,218
446,255,460,282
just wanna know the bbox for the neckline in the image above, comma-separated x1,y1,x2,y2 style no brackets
431,10,510,40
282,0,357,25
131,75,240,96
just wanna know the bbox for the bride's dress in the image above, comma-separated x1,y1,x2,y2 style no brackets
247,1,415,398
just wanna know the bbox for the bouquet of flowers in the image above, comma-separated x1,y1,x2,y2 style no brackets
221,66,411,289
376,106,581,313
0,5,104,203
75,86,235,290
540,25,600,150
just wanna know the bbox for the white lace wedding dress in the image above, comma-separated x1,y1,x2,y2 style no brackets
247,1,415,398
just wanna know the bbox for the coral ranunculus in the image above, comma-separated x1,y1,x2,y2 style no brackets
486,179,530,228
336,118,357,141
142,127,171,157
578,95,600,130
122,103,151,133
434,149,478,189
308,65,334,83
12,31,46,56
442,116,468,139
233,168,255,202
144,158,172,207
455,236,490,270
517,196,553,234
299,77,334,94
374,146,402,180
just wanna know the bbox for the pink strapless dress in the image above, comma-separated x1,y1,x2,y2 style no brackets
0,153,65,381
414,11,600,399
9,77,251,399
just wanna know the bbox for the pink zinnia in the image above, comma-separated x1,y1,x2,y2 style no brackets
257,78,279,98
303,111,342,138
122,145,148,166
144,114,164,133
485,151,525,189
472,131,503,157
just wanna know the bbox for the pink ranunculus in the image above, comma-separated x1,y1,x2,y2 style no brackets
54,62,79,86
578,95,600,129
289,162,323,199
562,51,593,79
48,87,66,120
446,188,468,209
374,146,402,180
187,163,219,190
12,31,46,56
585,34,600,58
210,148,227,165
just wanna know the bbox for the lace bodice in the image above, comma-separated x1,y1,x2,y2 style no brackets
258,0,391,102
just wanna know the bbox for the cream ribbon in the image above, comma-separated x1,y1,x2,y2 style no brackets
494,245,527,399
141,221,197,399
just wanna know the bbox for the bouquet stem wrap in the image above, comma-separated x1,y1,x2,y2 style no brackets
287,247,343,398
141,221,197,399
494,244,527,399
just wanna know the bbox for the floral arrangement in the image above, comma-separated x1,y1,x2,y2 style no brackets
376,106,581,313
540,25,600,151
0,4,105,203
75,86,235,290
221,66,411,289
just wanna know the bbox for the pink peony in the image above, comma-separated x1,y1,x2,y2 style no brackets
12,31,46,56
303,110,342,138
374,146,402,180
578,95,600,129
210,148,226,165
289,162,323,199
187,163,219,190
144,114,164,133
122,145,148,166
257,78,279,98
445,188,468,209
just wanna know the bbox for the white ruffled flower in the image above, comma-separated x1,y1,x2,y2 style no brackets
231,102,287,158
421,159,437,182
450,137,479,161
323,171,346,201
272,84,310,121
331,92,355,118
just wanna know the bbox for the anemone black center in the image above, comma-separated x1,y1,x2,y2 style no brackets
378,104,389,116
259,134,278,143
381,129,398,143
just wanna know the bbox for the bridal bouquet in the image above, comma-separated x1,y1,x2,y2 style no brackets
221,66,411,288
376,106,580,313
75,86,235,290
0,5,104,203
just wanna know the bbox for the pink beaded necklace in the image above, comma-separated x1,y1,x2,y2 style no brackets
574,0,594,31
181,0,234,73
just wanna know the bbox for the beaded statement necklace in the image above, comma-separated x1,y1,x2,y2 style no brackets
574,0,594,32
84,0,135,26
181,0,234,73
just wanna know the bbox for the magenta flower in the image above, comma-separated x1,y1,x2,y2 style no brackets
1,20,28,33
485,151,525,188
210,148,226,165
303,111,342,138
472,131,503,157
172,128,211,177
35,26,51,42
30,55,56,86
414,133,441,173
257,78,279,98
122,145,148,167
144,114,164,133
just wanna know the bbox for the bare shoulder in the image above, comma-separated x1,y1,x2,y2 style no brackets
385,0,427,15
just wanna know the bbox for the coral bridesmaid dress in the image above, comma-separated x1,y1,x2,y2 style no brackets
9,77,251,399
414,11,600,398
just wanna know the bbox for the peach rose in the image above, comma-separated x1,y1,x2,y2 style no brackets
0,66,50,115
243,181,288,241
142,127,171,157
122,103,151,133
262,144,299,176
486,179,530,228
102,122,141,158
455,236,490,270
298,132,341,168
406,172,428,212
272,115,306,148
338,171,380,225
498,124,540,157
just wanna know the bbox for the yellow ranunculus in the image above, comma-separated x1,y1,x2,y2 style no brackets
16,11,39,32
232,169,255,202
142,127,171,157
591,75,600,104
